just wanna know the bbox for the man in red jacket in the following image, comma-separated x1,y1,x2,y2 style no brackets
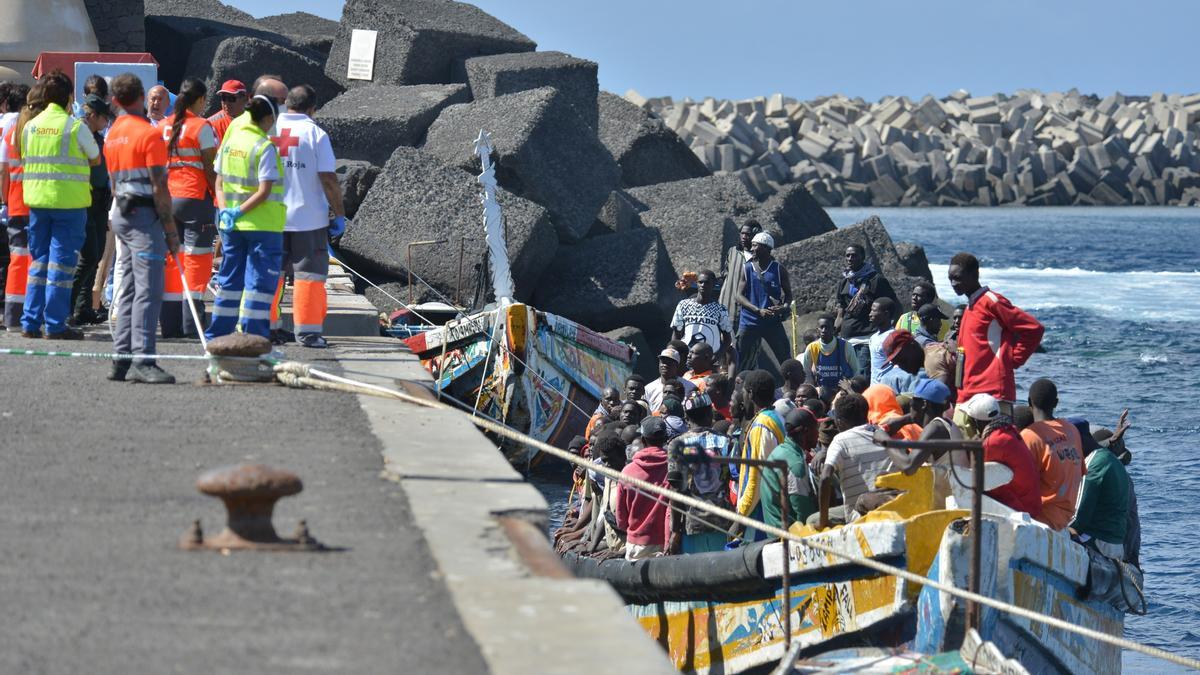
947,252,1044,410
616,416,672,560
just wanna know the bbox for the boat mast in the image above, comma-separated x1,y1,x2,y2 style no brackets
474,129,514,306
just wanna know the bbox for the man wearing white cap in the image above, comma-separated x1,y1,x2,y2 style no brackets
958,393,1042,517
642,347,696,413
734,230,792,370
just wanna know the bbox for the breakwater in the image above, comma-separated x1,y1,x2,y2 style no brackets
631,89,1200,206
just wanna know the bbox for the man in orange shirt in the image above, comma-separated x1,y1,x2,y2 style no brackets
683,342,715,390
1020,377,1084,530
207,80,246,143
105,73,180,384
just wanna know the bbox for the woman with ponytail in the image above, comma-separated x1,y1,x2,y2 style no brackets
159,77,218,338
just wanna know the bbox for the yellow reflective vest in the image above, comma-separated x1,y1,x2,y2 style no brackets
218,121,285,233
21,103,91,209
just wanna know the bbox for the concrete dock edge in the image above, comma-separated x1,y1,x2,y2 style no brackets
335,337,675,675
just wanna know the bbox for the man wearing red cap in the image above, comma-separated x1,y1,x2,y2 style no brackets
878,329,925,395
207,80,247,143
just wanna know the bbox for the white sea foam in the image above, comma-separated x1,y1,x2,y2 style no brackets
928,264,1200,323
1139,352,1169,364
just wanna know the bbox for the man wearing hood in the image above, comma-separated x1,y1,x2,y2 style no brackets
834,243,897,339
616,416,672,560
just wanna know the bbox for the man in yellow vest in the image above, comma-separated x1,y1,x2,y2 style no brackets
20,70,101,339
205,94,285,340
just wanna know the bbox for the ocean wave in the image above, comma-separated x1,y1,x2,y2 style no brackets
928,264,1200,322
1139,352,1169,364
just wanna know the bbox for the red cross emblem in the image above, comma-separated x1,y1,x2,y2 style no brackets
272,128,300,157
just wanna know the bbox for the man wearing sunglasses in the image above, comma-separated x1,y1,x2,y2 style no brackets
207,80,247,143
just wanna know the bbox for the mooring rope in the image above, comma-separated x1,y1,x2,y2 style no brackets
274,360,1197,671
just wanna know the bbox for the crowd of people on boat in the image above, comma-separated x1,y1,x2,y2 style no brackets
554,219,1140,571
0,70,345,383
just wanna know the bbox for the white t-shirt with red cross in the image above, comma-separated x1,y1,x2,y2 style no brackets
273,112,336,232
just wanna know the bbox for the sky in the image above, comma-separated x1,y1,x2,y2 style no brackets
227,0,1200,102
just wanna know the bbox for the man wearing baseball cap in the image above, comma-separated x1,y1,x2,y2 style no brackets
881,378,962,505
643,347,696,414
877,329,926,395
959,393,1041,517
207,80,247,143
913,303,947,347
734,230,792,371
1067,416,1130,561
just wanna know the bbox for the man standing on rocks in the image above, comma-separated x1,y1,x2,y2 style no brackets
207,80,247,143
834,243,897,339
866,297,896,383
800,313,860,400
735,231,792,371
947,251,1043,412
671,268,732,361
269,85,345,348
720,219,760,333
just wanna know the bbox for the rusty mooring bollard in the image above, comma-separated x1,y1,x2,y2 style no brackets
181,463,327,552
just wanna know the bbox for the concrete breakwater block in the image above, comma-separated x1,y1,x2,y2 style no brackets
597,92,711,188
464,51,599,130
338,147,557,304
757,182,836,245
532,228,678,334
325,0,536,87
423,86,621,244
641,88,1200,205
773,216,932,316
186,36,343,116
317,84,470,165
625,174,758,277
334,159,381,220
256,11,339,57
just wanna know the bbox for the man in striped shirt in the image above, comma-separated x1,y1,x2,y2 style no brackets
813,392,894,529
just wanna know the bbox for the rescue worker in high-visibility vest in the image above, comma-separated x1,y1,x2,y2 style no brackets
20,70,102,340
104,73,181,384
206,94,285,340
269,84,346,349
1,83,37,331
160,77,218,338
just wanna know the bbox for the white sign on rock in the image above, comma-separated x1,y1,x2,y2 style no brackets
346,29,378,81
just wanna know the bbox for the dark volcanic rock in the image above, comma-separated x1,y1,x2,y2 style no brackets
325,0,536,88
257,12,339,58
757,182,836,245
603,326,656,380
533,228,677,333
85,0,145,52
317,84,470,165
597,91,710,188
187,36,344,116
338,147,557,303
145,0,298,89
626,174,759,277
773,215,929,315
589,190,643,236
257,11,339,36
335,160,381,220
464,51,599,129
894,241,934,281
423,86,621,243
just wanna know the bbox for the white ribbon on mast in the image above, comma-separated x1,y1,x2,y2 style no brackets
474,129,514,306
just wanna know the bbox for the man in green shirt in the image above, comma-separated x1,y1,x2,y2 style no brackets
761,408,820,529
1068,417,1130,560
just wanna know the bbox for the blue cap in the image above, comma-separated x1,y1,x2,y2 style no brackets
913,378,952,405
1065,417,1102,454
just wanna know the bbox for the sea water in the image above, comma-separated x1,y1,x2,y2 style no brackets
532,206,1200,671
834,207,1200,672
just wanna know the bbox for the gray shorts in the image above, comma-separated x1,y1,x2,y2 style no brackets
283,228,330,281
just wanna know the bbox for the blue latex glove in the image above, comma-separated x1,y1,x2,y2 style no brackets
329,215,347,238
218,207,241,232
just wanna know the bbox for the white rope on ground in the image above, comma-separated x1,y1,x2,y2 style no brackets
0,348,261,362
174,252,208,352
274,360,1199,671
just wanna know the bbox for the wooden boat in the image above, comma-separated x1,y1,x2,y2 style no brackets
403,303,635,464
560,466,1143,674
